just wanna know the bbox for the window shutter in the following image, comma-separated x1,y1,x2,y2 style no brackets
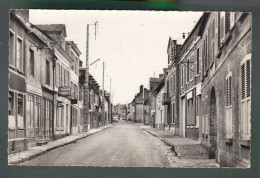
226,78,229,106
241,63,245,99
246,60,251,97
225,12,231,33
220,12,225,43
230,12,235,29
229,76,232,106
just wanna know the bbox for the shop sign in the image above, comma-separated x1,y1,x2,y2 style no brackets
58,86,70,97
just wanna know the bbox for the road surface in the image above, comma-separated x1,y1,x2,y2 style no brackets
21,120,172,167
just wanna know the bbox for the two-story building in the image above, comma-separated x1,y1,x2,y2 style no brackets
65,41,83,134
200,12,252,167
8,10,28,154
178,13,209,140
37,24,73,139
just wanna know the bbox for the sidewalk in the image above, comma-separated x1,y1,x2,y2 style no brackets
8,124,113,165
140,124,220,168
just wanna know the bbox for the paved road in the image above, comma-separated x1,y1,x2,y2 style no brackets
21,121,172,167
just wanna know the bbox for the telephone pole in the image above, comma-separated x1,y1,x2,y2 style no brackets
84,22,98,132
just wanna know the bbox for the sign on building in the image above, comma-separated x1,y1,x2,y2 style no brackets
58,86,70,97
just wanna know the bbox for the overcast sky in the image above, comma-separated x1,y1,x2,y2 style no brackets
29,10,203,105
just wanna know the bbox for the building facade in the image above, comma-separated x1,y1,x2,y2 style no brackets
200,12,252,167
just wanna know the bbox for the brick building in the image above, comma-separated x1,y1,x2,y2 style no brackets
200,12,252,167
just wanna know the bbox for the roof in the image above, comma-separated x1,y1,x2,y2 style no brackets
178,12,210,53
65,41,81,57
36,24,67,37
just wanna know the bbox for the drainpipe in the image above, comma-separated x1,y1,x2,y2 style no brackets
52,56,58,140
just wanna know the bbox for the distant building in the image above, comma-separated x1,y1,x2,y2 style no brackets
132,85,149,124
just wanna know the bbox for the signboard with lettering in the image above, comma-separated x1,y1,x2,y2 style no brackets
58,86,70,97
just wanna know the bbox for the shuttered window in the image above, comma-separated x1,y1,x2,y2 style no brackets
226,72,232,138
241,54,251,139
220,12,225,43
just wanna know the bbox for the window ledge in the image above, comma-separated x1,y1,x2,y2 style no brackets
239,139,251,148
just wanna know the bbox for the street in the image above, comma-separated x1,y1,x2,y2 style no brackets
20,121,172,167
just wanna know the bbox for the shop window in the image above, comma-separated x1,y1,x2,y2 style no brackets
17,94,24,129
26,94,34,128
35,96,41,129
9,31,15,67
226,72,232,138
241,54,251,139
8,92,15,130
8,92,14,116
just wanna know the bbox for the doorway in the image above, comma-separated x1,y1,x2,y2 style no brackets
209,88,217,159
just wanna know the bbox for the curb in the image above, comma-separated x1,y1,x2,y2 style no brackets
9,125,112,165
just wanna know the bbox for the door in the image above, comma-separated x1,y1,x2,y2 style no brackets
182,98,186,137
209,88,217,159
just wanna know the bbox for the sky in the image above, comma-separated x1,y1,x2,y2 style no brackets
29,10,203,105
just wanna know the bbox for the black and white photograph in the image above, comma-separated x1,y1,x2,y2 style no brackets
7,9,252,168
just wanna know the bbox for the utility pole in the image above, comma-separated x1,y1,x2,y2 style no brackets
84,22,98,132
83,24,90,132
102,61,105,125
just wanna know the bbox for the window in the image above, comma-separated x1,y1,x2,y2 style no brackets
196,48,200,75
56,107,59,127
190,55,194,81
9,31,15,66
17,94,24,129
67,71,70,86
241,54,251,139
59,65,62,87
64,68,66,86
181,65,184,87
8,92,14,116
61,66,63,87
220,12,225,43
186,59,189,83
226,72,232,138
17,38,23,72
26,94,34,128
35,96,41,129
29,49,34,76
61,105,64,127
46,60,50,85
56,63,60,87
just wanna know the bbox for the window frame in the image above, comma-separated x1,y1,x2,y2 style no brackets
225,71,233,138
16,35,24,73
240,53,251,140
9,29,16,68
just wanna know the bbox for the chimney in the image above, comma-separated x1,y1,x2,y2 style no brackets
140,85,144,94
159,74,164,78
182,33,185,39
